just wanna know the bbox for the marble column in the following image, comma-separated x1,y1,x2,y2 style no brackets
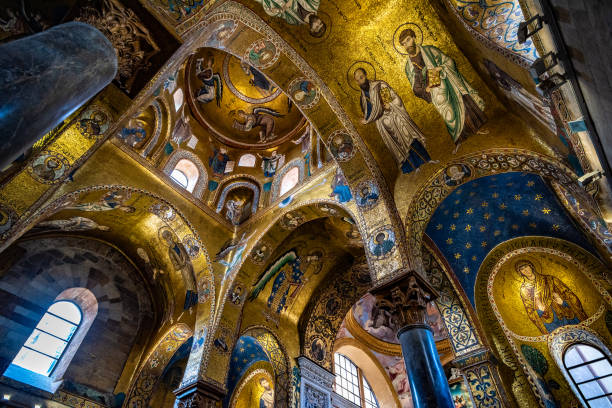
0,22,117,169
371,271,454,408
173,380,225,408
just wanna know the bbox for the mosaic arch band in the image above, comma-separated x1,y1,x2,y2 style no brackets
397,24,487,151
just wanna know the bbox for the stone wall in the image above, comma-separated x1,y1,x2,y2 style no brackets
0,236,153,403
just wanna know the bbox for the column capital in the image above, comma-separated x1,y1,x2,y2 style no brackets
174,379,225,408
370,269,439,328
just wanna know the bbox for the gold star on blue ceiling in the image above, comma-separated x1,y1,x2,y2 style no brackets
425,172,592,305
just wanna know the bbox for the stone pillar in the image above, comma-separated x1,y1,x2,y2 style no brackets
371,271,454,408
173,380,225,408
0,22,117,169
298,356,335,408
452,349,511,407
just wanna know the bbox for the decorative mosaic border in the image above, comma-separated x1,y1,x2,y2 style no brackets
215,180,260,215
162,149,208,199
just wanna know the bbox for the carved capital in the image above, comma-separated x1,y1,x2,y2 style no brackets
370,269,439,328
174,380,225,408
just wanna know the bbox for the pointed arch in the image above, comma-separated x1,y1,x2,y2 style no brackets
239,326,291,408
442,0,537,65
405,149,586,274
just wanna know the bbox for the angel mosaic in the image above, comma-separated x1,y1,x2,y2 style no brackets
215,232,251,279
60,190,135,213
232,107,284,143
516,259,587,334
395,25,487,153
195,55,223,107
34,217,110,232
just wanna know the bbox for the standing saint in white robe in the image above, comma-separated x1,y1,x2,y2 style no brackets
354,68,435,174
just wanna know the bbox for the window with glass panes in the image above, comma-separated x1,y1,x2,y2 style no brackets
334,353,380,408
11,301,82,376
564,343,612,407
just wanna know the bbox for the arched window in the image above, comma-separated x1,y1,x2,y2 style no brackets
173,88,184,112
238,154,256,168
334,353,380,408
564,344,612,407
171,159,199,193
3,288,97,392
280,166,300,197
170,169,188,189
11,301,81,376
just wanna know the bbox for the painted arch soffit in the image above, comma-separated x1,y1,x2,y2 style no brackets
405,148,582,273
164,1,409,284
212,199,361,329
20,184,217,377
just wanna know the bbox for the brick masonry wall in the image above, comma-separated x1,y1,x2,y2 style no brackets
0,237,152,397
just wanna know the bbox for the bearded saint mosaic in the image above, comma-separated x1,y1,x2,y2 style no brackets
350,61,435,173
158,227,199,311
394,23,487,153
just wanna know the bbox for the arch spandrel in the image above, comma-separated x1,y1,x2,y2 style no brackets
404,149,587,274
174,1,411,285
206,199,362,388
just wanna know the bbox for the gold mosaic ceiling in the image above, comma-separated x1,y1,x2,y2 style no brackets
186,47,307,150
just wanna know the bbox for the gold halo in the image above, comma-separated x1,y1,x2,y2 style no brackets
346,61,376,91
158,225,176,246
393,22,423,55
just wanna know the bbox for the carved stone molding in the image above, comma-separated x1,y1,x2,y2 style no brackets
298,356,334,408
174,380,225,408
370,269,439,329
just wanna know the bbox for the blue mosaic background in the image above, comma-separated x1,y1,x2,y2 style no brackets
426,172,591,305
224,335,270,404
